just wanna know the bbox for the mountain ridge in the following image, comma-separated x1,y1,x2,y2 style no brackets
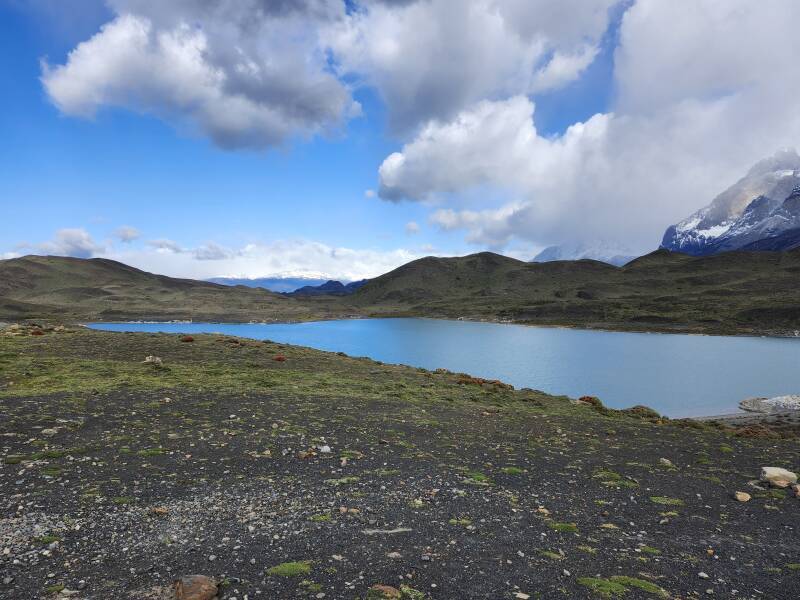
662,149,800,255
2,250,800,335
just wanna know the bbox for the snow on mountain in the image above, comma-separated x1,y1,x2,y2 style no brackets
661,149,800,255
532,241,638,266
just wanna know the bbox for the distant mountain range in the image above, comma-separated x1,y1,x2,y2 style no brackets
208,276,369,295
207,277,330,293
532,242,637,266
662,149,800,255
287,279,368,297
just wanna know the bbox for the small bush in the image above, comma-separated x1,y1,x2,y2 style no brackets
273,355,287,362
579,395,603,408
622,405,661,420
180,335,194,343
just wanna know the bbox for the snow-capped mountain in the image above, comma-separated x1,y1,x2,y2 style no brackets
661,149,800,255
532,241,637,266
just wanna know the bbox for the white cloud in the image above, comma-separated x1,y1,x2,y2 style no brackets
42,2,358,149
147,238,184,253
193,242,236,261
108,239,425,281
328,0,616,132
43,0,616,145
376,0,800,252
34,228,105,258
114,225,140,242
404,221,420,235
5,232,431,280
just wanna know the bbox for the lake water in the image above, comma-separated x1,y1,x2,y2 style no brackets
88,318,800,417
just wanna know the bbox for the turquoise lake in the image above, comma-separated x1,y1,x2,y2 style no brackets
88,318,800,417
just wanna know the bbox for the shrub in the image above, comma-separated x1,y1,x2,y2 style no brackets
273,355,287,362
579,395,603,408
623,405,661,420
180,335,194,343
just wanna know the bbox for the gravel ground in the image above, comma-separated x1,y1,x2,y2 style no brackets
0,327,798,599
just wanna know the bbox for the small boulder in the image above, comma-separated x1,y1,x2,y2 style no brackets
180,336,194,343
791,484,800,498
659,458,675,469
367,585,401,599
174,575,217,600
733,491,751,502
273,355,287,362
760,467,798,488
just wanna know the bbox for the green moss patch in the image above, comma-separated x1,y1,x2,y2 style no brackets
267,561,312,577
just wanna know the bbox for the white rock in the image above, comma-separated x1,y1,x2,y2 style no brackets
760,467,798,486
740,395,800,414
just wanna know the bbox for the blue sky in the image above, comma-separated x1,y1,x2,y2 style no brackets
1,1,797,280
0,2,435,266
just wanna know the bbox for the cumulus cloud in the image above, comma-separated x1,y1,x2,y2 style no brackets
4,231,428,280
44,0,616,145
147,238,184,253
114,225,140,242
108,239,425,281
377,0,800,252
328,0,617,131
42,1,358,149
193,242,236,261
35,228,105,258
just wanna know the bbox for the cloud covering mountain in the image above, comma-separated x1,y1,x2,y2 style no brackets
662,149,800,255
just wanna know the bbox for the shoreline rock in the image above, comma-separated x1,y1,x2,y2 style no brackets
739,395,800,414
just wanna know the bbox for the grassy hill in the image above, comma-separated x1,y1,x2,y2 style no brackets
2,250,799,334
0,255,338,322
348,249,800,335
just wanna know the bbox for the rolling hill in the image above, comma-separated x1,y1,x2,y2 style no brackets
2,250,799,335
0,255,339,322
348,250,800,334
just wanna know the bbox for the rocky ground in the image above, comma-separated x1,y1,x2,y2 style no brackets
0,326,798,599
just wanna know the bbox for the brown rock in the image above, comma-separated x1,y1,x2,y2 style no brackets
367,585,401,599
733,491,751,502
174,575,217,600
792,484,800,498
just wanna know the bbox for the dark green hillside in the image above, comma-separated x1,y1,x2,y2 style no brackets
0,255,339,322
349,249,800,335
2,250,799,335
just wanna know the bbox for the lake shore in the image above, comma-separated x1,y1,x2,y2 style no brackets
84,318,800,419
1,325,798,599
